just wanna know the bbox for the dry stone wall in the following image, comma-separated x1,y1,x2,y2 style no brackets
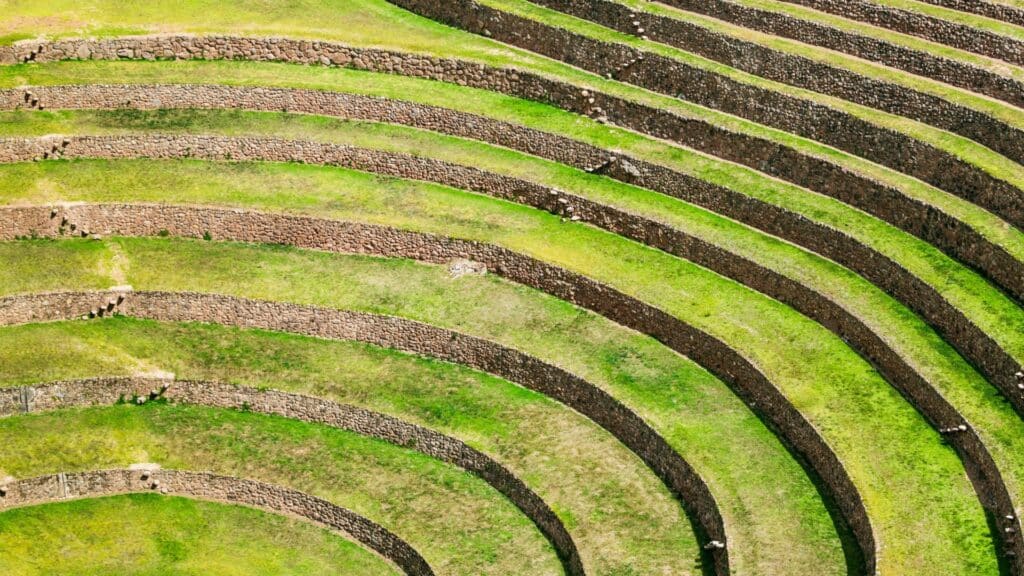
0,204,870,575
533,0,1024,166
393,0,1024,232
916,0,1024,26
4,199,1022,569
0,377,583,576
0,468,433,576
4,33,1023,283
4,40,1023,313
780,0,1024,65
3,129,1023,445
0,285,729,573
655,0,1024,107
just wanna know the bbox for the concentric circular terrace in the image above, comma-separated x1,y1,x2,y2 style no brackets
1,2,1023,575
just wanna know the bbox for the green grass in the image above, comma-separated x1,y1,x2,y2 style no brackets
0,224,997,573
616,0,1024,128
480,0,1024,192
729,0,1024,80
0,288,701,574
2,0,1022,233
0,493,398,576
0,246,842,576
871,0,1024,40
4,68,1023,373
2,110,1024,551
8,60,1024,274
0,403,560,576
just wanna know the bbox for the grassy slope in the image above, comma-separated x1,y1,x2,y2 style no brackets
1,0,1016,85
2,111,1023,551
4,66,1022,368
617,0,1024,126
732,0,1024,80
0,228,995,573
0,403,559,576
0,244,843,576
0,493,398,576
481,0,1024,194
0,277,701,576
1,1,1021,226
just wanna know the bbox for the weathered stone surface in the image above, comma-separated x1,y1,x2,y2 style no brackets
0,207,873,576
532,0,1024,167
4,90,1022,419
780,0,1024,66
391,0,1024,233
2,197,1021,571
652,0,1024,108
914,0,1024,26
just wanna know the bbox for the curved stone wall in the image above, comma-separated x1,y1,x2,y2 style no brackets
0,238,864,573
0,468,433,576
0,377,583,576
0,286,732,573
916,0,1024,25
3,129,1022,441
778,0,1024,65
655,1,1024,108
3,39,1023,313
392,0,1024,231
532,0,1024,166
0,134,1018,566
0,202,890,574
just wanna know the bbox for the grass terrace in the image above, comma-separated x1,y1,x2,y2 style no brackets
2,1,1022,574
0,246,706,576
0,228,997,573
0,494,399,576
718,0,1024,79
0,402,562,576
613,0,1024,124
0,244,843,575
4,113,1024,529
2,0,1022,239
475,0,1024,193
5,71,1023,365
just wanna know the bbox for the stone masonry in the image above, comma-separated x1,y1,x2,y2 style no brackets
393,0,1024,233
1,201,880,576
0,286,728,572
5,89,1023,425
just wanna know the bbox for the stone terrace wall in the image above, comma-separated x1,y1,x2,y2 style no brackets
4,129,1023,443
917,0,1024,26
656,0,1024,107
4,126,1022,534
533,0,1024,165
0,285,729,573
0,203,870,575
3,34,1022,282
0,468,433,576
3,199,1022,568
783,0,1024,65
8,94,1024,424
0,377,583,576
393,0,1024,231
3,40,1023,315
